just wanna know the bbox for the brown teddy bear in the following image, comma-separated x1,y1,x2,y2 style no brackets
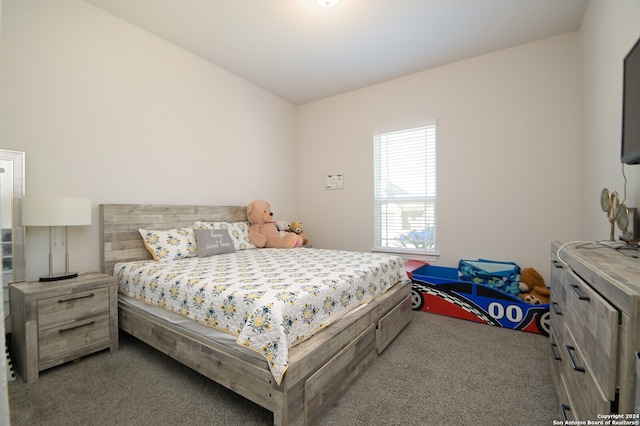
518,267,550,305
289,221,308,245
247,200,302,248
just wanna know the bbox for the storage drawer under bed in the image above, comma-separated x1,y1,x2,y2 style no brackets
376,294,411,353
304,292,412,425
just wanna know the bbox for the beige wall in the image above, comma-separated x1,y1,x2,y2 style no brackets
0,0,299,281
580,1,640,241
2,0,638,285
298,33,582,280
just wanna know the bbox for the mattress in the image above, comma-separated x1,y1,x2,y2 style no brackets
118,294,268,364
114,247,407,384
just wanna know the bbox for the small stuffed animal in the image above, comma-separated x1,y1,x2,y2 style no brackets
275,220,290,236
247,200,302,248
289,221,309,245
518,267,550,305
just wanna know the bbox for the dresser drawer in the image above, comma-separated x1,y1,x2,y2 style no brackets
550,328,563,381
550,329,572,417
38,313,111,370
559,375,578,421
549,242,640,415
563,269,618,400
37,287,110,329
560,327,612,418
550,259,567,327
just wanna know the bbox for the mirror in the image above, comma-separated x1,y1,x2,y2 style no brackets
0,150,25,323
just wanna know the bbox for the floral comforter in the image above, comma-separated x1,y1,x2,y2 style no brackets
114,248,407,384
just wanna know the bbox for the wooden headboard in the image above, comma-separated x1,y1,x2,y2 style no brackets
99,204,247,276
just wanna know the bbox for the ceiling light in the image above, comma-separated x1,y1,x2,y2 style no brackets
316,0,340,7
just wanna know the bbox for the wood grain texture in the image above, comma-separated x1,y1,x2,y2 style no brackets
101,203,412,425
10,273,119,383
304,325,376,425
100,204,247,275
376,295,412,353
550,241,640,416
563,268,618,399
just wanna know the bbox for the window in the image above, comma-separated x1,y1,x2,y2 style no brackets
374,123,436,255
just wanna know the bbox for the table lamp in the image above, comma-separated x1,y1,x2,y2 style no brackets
21,196,91,281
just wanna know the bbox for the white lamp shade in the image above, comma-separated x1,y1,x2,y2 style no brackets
22,197,92,226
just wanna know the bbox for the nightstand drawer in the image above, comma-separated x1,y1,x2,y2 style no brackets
38,287,109,329
38,313,111,370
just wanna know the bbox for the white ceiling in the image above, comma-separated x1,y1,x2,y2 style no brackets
83,0,589,105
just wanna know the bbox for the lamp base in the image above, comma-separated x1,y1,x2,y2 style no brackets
39,272,79,282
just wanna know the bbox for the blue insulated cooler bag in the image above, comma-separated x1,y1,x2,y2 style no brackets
458,259,521,296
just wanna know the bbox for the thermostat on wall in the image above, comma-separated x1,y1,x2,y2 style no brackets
325,174,344,190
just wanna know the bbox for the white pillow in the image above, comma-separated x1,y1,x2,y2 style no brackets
138,228,197,262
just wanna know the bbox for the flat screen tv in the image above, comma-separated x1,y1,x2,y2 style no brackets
622,36,640,164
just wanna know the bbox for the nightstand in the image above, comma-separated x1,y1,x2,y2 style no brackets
10,272,118,383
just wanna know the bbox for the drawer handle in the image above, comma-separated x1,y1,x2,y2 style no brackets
565,345,586,373
552,260,564,269
561,404,572,421
58,293,95,304
550,342,562,361
59,321,95,333
551,302,563,315
568,284,590,302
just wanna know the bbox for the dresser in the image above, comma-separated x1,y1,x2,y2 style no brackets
10,273,118,383
550,241,640,419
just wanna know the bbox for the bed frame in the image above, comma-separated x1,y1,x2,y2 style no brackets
99,204,412,425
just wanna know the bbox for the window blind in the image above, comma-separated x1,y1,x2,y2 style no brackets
374,123,436,253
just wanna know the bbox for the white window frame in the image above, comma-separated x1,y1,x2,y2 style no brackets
373,122,438,261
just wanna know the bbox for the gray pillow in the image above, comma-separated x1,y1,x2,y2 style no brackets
194,228,236,257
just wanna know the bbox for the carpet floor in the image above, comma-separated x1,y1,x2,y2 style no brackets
8,311,560,425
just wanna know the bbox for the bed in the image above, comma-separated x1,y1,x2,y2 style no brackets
99,204,412,425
